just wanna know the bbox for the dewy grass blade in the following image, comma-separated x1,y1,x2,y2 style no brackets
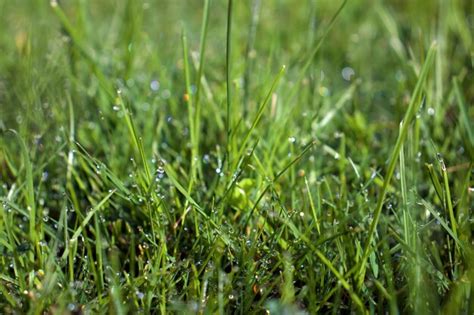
61,189,115,260
243,140,315,227
275,214,366,312
194,0,210,179
195,0,210,108
425,163,444,202
357,42,437,288
243,0,262,114
274,140,316,181
399,129,410,244
453,77,473,149
9,131,37,262
181,28,198,185
163,163,232,247
305,176,321,235
420,199,463,249
235,65,285,165
440,158,458,242
117,91,152,184
226,0,234,160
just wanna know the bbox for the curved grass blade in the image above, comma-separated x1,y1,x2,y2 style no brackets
357,42,437,288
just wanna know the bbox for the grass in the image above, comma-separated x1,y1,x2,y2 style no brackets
0,0,473,314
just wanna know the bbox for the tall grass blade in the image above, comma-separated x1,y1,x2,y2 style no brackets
357,42,437,288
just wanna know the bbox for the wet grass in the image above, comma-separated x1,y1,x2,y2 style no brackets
0,0,473,314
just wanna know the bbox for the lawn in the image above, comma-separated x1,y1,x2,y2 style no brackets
0,0,473,313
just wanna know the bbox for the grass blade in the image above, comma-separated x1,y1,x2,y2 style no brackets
357,42,437,288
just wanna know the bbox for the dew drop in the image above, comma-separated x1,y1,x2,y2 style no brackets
150,80,160,91
67,303,77,311
341,67,355,81
162,89,171,99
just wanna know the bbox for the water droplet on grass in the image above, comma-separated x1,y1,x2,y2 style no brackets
415,151,422,162
150,80,160,91
67,303,77,311
156,160,166,179
162,89,171,99
319,86,330,97
341,67,355,81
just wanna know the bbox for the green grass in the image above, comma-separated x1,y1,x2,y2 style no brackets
0,0,473,314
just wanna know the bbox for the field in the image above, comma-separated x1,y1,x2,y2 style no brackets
0,0,473,313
